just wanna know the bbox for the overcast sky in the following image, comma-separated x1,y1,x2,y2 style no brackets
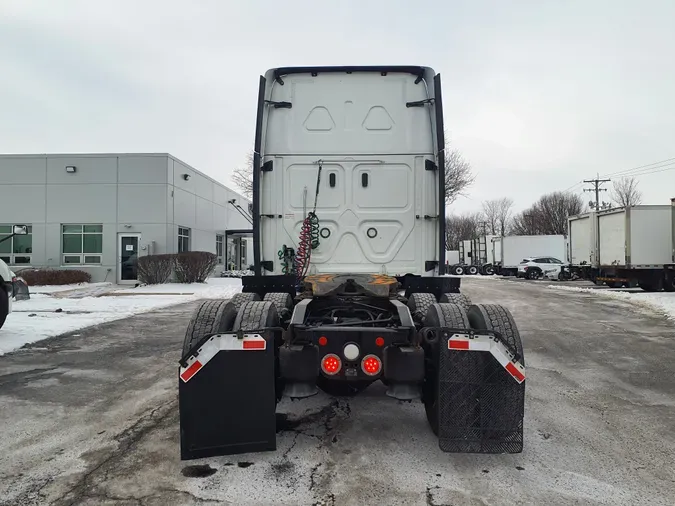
2,0,674,214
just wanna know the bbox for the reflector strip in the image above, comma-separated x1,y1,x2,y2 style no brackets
180,333,267,383
180,360,203,382
447,334,526,384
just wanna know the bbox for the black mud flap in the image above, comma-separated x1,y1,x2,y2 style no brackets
178,331,277,460
437,331,525,453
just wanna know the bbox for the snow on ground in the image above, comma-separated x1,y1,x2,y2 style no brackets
0,278,242,355
548,284,675,321
28,282,113,294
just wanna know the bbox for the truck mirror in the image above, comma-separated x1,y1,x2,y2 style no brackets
13,225,28,235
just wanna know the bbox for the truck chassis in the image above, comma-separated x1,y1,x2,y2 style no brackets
178,274,525,459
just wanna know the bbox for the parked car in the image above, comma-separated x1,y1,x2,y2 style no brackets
518,257,565,280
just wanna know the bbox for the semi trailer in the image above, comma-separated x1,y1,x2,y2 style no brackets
568,204,675,290
492,235,566,276
178,66,525,459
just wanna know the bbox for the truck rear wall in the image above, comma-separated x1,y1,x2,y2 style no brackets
502,235,566,268
568,212,597,266
598,206,672,267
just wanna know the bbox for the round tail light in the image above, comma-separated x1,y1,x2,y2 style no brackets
361,355,382,376
321,354,342,375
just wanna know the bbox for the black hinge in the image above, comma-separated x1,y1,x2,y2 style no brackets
265,100,292,109
261,214,282,219
425,159,437,171
406,98,434,108
261,261,274,272
425,261,438,272
261,160,273,172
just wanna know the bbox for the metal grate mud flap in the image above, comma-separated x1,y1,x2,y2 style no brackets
437,329,525,453
178,330,277,460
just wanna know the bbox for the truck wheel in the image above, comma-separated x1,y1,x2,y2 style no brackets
467,266,478,275
229,292,261,312
263,292,293,316
422,303,470,435
440,293,472,312
317,378,371,397
233,301,279,331
0,287,8,330
663,273,675,292
467,304,524,365
182,300,237,357
638,280,662,292
482,265,495,276
408,293,437,322
452,265,464,276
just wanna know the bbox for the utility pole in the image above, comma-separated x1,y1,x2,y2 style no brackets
584,174,611,210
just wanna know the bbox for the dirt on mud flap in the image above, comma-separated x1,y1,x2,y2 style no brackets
430,327,525,453
178,330,278,460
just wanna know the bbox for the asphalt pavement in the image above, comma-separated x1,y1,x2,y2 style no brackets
1,279,674,505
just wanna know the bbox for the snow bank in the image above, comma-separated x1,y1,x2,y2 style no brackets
28,282,113,294
0,278,242,355
548,284,675,320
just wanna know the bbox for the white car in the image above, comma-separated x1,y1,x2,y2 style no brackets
518,256,565,280
0,258,14,329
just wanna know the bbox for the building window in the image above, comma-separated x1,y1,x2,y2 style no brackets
216,234,224,264
62,224,102,264
178,227,190,253
0,225,32,265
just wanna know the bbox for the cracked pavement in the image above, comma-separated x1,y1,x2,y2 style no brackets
1,279,675,505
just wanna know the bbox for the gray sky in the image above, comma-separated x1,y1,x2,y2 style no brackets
2,0,674,214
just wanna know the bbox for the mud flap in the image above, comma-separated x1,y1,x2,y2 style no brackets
438,331,525,453
178,331,277,460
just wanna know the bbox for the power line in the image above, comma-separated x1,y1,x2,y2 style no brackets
600,156,675,179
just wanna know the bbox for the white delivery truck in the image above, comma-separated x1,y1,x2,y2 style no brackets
178,66,525,460
493,235,567,277
569,204,675,290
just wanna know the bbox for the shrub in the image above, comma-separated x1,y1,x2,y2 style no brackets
19,268,91,286
137,254,174,285
175,251,218,283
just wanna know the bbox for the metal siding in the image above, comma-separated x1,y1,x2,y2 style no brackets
0,156,47,183
598,210,626,265
118,155,169,184
46,156,117,184
117,185,168,223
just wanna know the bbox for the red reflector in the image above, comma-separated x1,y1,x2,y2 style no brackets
361,355,381,376
180,360,203,382
448,340,470,350
506,362,526,382
318,336,328,346
243,339,265,350
375,337,385,347
321,354,341,375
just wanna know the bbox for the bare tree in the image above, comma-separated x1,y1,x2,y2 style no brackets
444,147,475,205
610,177,642,207
231,152,254,198
481,200,499,235
496,197,514,235
233,143,474,205
510,192,583,235
445,212,481,249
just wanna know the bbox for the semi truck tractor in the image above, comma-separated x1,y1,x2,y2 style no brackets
178,66,525,459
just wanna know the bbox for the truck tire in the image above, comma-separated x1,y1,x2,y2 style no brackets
229,292,261,312
423,303,470,435
440,293,472,311
482,264,495,276
233,301,279,331
452,265,464,276
0,287,8,330
663,272,675,292
638,280,662,292
408,293,437,322
263,292,293,315
182,299,237,357
467,265,478,275
467,304,524,365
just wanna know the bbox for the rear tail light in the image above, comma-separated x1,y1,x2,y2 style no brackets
321,354,342,375
361,355,382,376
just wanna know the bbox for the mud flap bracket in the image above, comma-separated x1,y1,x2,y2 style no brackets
179,332,277,460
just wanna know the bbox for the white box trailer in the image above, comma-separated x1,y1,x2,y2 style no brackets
568,211,598,267
495,235,566,276
445,250,460,265
459,240,473,265
491,236,503,266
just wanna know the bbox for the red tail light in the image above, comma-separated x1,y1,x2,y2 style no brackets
321,354,342,375
361,355,382,376
318,336,328,346
375,336,385,347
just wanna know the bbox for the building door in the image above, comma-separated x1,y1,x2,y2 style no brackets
118,233,140,284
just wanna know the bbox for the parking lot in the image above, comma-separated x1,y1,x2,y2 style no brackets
1,277,675,506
